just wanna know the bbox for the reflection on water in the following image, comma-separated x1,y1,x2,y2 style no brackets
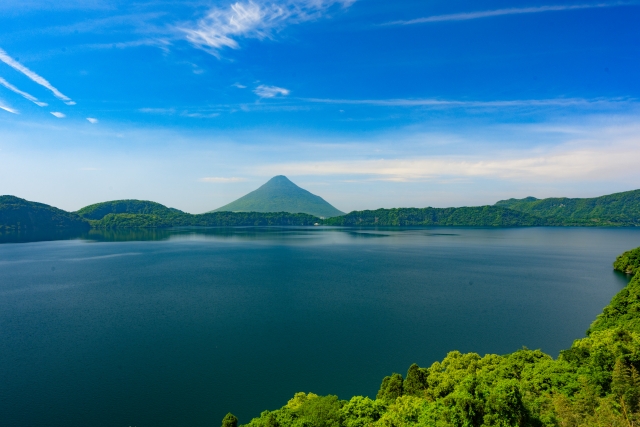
0,229,84,244
1,226,399,244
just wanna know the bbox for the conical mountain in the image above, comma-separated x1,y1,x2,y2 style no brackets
211,176,344,218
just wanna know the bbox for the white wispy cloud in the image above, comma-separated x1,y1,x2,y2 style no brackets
0,47,75,105
86,117,98,123
255,84,290,98
199,177,248,183
50,111,65,118
253,123,640,183
0,77,48,106
303,97,635,108
138,107,176,114
138,107,221,118
181,0,355,54
257,146,640,181
0,102,18,114
386,2,635,25
181,112,220,118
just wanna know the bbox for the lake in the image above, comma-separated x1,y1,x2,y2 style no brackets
0,227,637,427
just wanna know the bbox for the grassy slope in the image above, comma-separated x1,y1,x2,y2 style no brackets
0,195,89,231
213,176,345,218
495,189,640,225
236,248,640,427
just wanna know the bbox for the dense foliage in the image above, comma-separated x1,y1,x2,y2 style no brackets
230,248,640,427
88,211,320,228
0,195,89,231
76,199,184,220
495,189,640,226
613,247,640,275
3,188,640,231
212,176,345,218
322,206,546,227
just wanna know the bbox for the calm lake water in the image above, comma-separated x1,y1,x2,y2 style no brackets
0,227,637,427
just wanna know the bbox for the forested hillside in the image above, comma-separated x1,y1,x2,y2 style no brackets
226,247,640,427
90,211,319,228
495,189,640,225
2,188,640,230
0,196,89,231
76,199,184,220
323,206,545,227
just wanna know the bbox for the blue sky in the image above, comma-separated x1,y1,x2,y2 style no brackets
0,0,639,213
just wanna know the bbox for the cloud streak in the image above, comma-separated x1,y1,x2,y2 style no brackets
182,0,355,54
255,84,290,98
258,146,640,182
252,124,640,183
303,96,635,108
0,102,18,114
386,2,635,25
0,47,75,105
0,76,48,106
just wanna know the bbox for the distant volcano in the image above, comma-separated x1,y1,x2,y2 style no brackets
211,175,344,218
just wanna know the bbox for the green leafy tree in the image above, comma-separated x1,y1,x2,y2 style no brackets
376,373,404,402
222,413,238,427
403,364,428,397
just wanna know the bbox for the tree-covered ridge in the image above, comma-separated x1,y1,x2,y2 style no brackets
0,195,89,231
495,189,640,225
231,248,640,427
323,206,546,227
87,211,320,228
3,187,640,231
76,199,184,220
613,247,640,275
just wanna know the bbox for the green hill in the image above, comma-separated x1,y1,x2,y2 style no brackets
76,199,184,220
74,198,320,228
323,206,545,226
495,189,640,225
0,195,89,231
212,176,345,218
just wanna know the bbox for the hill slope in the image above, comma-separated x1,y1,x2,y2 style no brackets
324,206,545,226
212,176,344,218
0,196,89,231
495,189,640,225
76,199,184,220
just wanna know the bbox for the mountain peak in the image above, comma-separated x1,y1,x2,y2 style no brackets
264,175,296,186
211,176,344,218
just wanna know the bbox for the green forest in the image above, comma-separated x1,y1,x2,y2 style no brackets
0,195,89,231
220,247,640,427
2,189,640,231
495,189,640,225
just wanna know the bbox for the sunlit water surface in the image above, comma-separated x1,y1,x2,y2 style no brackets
0,227,637,427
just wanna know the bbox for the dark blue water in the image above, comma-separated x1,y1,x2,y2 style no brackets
0,227,637,427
